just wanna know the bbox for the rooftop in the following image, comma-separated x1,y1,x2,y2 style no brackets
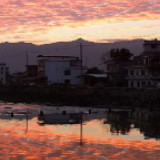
144,39,160,45
37,55,79,60
85,74,107,78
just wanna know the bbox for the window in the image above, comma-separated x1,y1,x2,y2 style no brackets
116,64,119,71
146,59,149,65
1,67,3,71
1,78,3,81
64,70,71,75
142,81,146,86
137,81,140,87
64,79,70,85
141,70,145,76
107,65,110,71
1,72,3,74
143,59,146,65
148,59,151,65
136,71,139,76
130,70,134,76
130,81,134,87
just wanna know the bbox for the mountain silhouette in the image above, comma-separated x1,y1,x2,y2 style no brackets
0,39,144,73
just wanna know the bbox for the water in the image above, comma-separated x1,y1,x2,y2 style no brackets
0,102,159,160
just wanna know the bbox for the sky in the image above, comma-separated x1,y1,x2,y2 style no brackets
0,0,160,45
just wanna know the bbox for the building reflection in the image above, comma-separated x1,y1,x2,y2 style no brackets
0,113,36,133
37,111,107,125
0,107,160,141
129,108,160,140
104,108,160,140
0,114,36,120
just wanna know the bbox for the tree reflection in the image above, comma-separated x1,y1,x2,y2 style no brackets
110,122,131,135
104,112,131,135
104,109,160,140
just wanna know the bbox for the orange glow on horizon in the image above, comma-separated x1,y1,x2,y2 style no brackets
0,0,160,44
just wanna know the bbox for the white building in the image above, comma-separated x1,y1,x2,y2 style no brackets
127,39,160,88
0,63,9,84
37,55,88,85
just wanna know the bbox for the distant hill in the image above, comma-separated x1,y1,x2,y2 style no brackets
0,39,144,73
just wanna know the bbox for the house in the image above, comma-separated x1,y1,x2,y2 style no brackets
83,67,108,86
0,63,9,84
37,55,88,85
106,60,134,87
127,39,160,88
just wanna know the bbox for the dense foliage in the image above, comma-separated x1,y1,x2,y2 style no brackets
102,48,133,62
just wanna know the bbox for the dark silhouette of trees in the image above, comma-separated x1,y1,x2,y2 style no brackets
102,48,133,62
85,67,103,74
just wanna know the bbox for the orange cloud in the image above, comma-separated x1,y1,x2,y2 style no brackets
0,0,160,44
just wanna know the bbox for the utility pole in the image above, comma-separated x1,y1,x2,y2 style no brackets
80,43,83,85
80,112,83,146
26,50,29,81
25,50,40,84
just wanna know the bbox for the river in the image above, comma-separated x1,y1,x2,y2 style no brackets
0,102,159,160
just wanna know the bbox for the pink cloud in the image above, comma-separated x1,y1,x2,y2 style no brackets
0,0,160,43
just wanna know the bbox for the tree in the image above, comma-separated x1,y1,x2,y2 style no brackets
102,48,133,62
85,67,102,74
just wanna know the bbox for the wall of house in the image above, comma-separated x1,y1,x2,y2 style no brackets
127,40,160,88
128,68,151,88
106,60,134,86
128,80,152,88
128,68,150,77
38,60,46,77
144,44,160,53
45,60,87,85
127,66,160,88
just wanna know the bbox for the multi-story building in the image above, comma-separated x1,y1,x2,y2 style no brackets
105,60,133,86
127,39,160,88
37,55,88,85
0,63,9,84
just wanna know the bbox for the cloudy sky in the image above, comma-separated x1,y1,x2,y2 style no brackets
0,0,160,44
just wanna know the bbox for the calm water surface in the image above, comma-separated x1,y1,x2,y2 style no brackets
0,102,159,160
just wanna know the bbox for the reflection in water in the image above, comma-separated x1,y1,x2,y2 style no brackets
104,112,131,135
0,104,160,159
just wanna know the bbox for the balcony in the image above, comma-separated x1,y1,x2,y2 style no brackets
126,75,160,80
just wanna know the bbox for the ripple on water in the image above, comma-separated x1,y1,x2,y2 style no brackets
0,104,159,159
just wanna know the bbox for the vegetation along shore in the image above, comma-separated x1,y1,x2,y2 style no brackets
0,85,160,108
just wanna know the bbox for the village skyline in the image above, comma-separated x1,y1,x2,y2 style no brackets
0,38,144,73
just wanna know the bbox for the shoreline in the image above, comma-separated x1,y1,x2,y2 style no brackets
0,85,159,108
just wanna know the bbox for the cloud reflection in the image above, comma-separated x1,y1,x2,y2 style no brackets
0,116,160,159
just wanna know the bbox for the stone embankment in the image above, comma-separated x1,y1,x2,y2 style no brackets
0,85,160,108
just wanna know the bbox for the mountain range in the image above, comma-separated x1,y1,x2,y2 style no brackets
0,38,144,73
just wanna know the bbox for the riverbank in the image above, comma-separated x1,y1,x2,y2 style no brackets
0,85,160,108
